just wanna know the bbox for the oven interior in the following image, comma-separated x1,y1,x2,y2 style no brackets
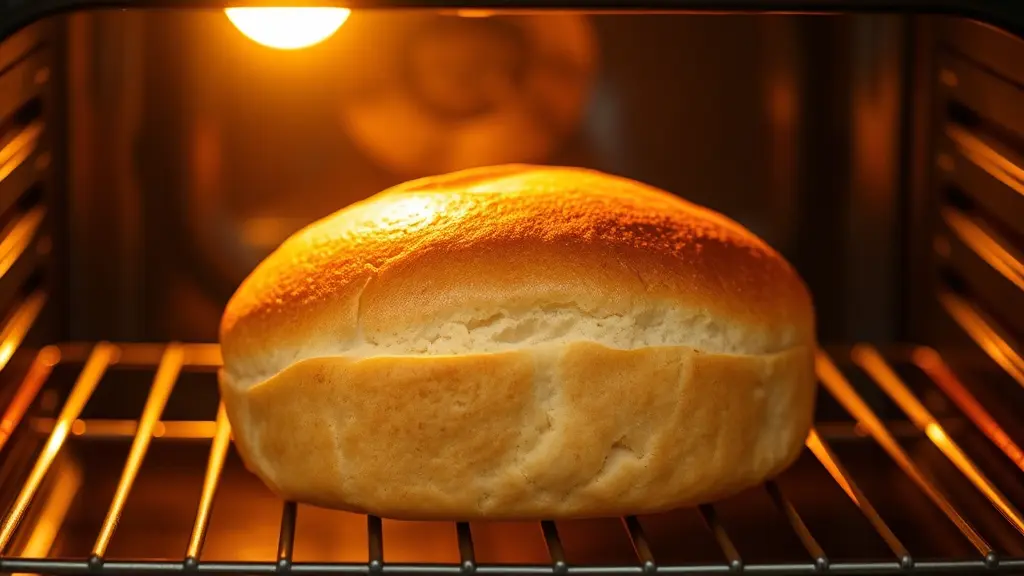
0,6,1022,575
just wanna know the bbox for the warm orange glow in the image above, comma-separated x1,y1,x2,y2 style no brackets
225,7,350,50
854,345,1024,536
913,346,1024,470
456,9,496,17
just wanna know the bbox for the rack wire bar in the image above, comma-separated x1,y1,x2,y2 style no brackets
455,522,475,571
941,204,1024,293
181,344,222,369
30,418,218,439
853,345,1024,537
0,345,56,452
0,557,1019,576
368,516,383,573
0,342,117,553
0,206,45,282
0,290,46,372
620,516,655,573
764,482,828,570
912,346,1024,471
0,121,44,183
186,404,233,563
804,428,912,566
2,343,1024,575
278,502,297,572
540,521,567,573
938,291,1024,390
816,351,995,561
91,343,184,563
696,505,741,571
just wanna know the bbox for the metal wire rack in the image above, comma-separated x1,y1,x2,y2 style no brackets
0,339,1021,576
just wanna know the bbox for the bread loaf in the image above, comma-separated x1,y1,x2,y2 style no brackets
219,164,817,520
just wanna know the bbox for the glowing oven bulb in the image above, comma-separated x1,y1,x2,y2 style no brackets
225,7,351,50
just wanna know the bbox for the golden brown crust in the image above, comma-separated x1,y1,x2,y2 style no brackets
220,164,815,387
220,342,815,520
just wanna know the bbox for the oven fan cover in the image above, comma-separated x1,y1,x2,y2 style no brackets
336,12,597,177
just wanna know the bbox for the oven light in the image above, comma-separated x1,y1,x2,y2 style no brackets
225,7,351,50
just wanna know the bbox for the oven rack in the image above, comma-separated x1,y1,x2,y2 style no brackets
0,340,1020,576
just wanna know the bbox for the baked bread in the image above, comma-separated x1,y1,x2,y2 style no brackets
218,164,817,520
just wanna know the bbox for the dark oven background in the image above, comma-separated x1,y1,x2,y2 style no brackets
62,11,910,347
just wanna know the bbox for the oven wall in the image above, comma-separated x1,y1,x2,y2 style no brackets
0,17,65,359
905,16,1024,425
61,11,910,346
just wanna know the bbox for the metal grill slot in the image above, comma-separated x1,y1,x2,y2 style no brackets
0,24,44,76
0,110,48,352
938,54,1024,145
0,52,47,132
0,206,45,279
0,119,42,174
0,343,54,453
938,290,1024,390
940,123,1024,234
938,18,1024,91
937,205,1024,338
935,53,1024,388
0,31,48,355
0,290,45,375
0,120,46,222
0,344,1021,575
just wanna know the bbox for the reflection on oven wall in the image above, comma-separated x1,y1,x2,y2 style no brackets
65,10,901,345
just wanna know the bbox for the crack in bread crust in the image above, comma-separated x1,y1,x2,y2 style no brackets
220,342,816,520
226,301,803,390
220,165,816,393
